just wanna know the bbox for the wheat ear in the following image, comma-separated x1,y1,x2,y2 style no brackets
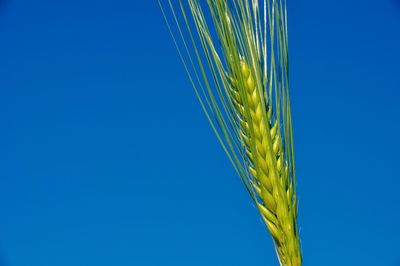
229,60,301,265
160,1,301,265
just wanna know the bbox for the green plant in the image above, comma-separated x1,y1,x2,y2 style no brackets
160,1,301,265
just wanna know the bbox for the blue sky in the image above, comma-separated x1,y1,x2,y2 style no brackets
0,1,399,266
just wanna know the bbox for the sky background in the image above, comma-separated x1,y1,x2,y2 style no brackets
1,0,400,266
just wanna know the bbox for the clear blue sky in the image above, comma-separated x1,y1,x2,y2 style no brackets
1,1,399,266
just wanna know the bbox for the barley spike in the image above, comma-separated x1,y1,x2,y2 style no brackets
160,0,302,265
229,60,301,265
